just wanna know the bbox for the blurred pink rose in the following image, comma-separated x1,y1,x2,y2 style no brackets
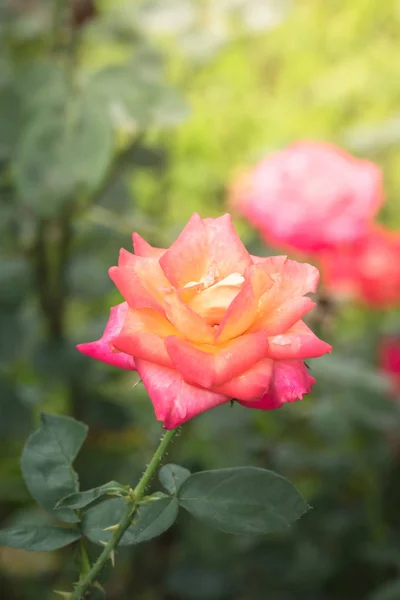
78,213,331,428
379,336,400,396
231,141,382,254
320,226,400,307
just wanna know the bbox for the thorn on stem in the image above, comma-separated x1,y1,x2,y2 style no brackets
103,524,119,532
110,550,115,568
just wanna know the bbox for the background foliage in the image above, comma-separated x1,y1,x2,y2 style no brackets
1,0,400,598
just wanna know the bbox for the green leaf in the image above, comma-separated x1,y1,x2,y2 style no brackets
159,463,191,494
56,481,130,510
89,59,188,130
15,96,114,216
20,413,88,523
0,526,81,551
178,467,309,535
16,61,68,121
127,494,179,545
368,579,400,600
82,494,178,546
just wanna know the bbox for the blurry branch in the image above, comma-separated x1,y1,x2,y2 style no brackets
72,0,97,29
33,220,52,336
32,212,73,342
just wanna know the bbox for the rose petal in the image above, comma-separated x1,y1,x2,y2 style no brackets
159,213,252,288
213,358,274,401
232,141,383,253
188,273,246,327
239,359,315,409
379,336,400,396
118,248,136,267
159,213,207,287
77,303,135,370
321,226,400,307
109,254,171,312
202,213,252,277
252,296,316,336
267,321,332,360
260,256,320,300
132,233,166,259
163,289,215,343
113,308,177,368
215,275,259,343
165,332,269,388
136,359,229,429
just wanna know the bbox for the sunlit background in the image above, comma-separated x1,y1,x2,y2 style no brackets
1,1,400,598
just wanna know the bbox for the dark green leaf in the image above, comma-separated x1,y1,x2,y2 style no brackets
127,494,179,545
159,463,191,494
0,526,81,551
178,467,309,534
20,413,88,523
56,481,129,510
82,494,178,546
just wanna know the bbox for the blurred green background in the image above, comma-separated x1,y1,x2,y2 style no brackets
1,0,400,598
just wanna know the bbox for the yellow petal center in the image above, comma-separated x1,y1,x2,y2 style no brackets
187,272,245,325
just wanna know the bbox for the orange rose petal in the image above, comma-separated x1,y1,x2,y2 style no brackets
215,278,258,343
113,308,177,368
160,213,252,288
213,358,274,401
132,232,166,259
260,257,320,301
177,282,205,304
165,332,269,388
202,213,252,278
109,255,171,311
253,296,316,336
159,213,208,287
188,276,244,326
163,289,215,344
136,359,229,429
267,321,332,360
114,331,173,368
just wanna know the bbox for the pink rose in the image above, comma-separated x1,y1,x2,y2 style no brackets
320,226,400,308
77,213,331,428
379,336,400,396
231,141,382,254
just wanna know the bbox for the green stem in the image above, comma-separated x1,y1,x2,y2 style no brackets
79,538,91,579
70,428,177,600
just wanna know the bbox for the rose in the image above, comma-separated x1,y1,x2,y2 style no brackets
78,213,331,428
379,336,400,396
320,225,400,307
230,141,382,255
